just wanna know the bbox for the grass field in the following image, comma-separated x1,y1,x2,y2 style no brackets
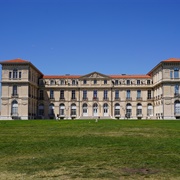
0,120,180,180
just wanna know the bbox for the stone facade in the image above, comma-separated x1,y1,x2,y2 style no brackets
1,58,180,120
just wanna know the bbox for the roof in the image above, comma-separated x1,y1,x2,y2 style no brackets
43,74,151,79
0,58,43,76
110,74,151,79
0,58,29,64
43,75,81,79
147,57,180,75
162,58,180,62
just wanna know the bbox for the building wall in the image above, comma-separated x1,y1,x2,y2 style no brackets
1,59,180,120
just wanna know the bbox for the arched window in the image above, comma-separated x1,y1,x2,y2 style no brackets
174,100,180,115
59,103,65,116
49,103,54,115
103,103,108,116
12,100,18,116
147,103,153,116
71,103,76,116
137,103,142,115
82,103,88,116
114,103,120,116
93,103,98,116
126,103,132,118
38,104,44,116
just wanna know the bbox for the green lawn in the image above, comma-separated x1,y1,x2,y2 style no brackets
0,120,180,179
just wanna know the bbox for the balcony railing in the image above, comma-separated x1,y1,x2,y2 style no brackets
126,97,132,101
11,94,19,98
71,97,77,101
103,97,109,101
136,97,142,101
82,97,88,101
174,93,180,97
59,97,65,101
114,97,120,101
93,97,99,101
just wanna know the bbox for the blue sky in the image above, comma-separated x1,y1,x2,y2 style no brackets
0,0,180,76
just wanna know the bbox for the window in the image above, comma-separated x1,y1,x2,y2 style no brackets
104,90,108,100
170,71,173,79
147,90,151,99
147,80,150,84
137,80,140,85
147,103,153,116
137,90,141,98
174,100,180,115
115,90,119,99
39,90,44,100
115,80,118,85
175,85,179,95
50,90,54,99
83,80,87,84
11,100,18,116
82,103,88,115
13,69,18,79
137,103,142,115
174,68,179,78
127,80,130,85
60,80,64,85
83,90,87,99
50,80,55,85
93,90,98,99
126,103,132,117
38,104,44,116
12,85,17,95
104,80,107,84
103,103,108,115
59,103,65,116
60,90,64,99
72,80,76,85
114,103,120,116
71,104,76,116
9,71,12,79
126,90,131,98
49,103,54,115
94,79,97,84
72,90,76,99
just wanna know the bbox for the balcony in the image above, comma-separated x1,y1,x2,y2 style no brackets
126,97,132,101
114,97,120,101
174,93,180,98
93,97,99,101
11,94,19,98
49,97,55,101
38,97,44,100
71,97,77,101
136,97,142,101
147,97,153,100
103,97,109,101
82,97,88,101
59,97,65,101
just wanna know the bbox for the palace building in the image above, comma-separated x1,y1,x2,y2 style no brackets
0,58,180,120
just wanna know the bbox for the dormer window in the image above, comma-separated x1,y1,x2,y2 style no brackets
94,80,97,84
127,80,130,85
104,80,107,84
115,80,118,85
